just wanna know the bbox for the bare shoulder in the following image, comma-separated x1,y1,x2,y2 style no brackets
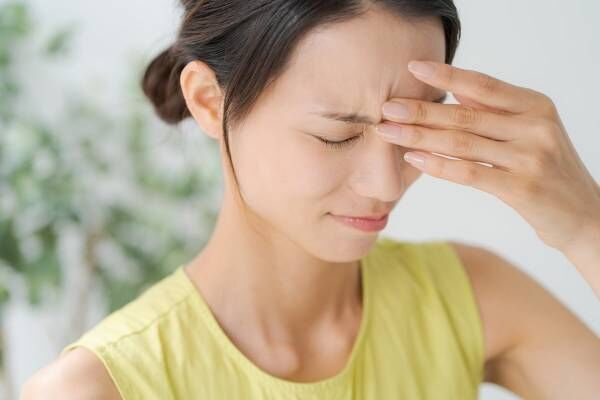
447,240,600,399
446,241,522,364
20,347,122,400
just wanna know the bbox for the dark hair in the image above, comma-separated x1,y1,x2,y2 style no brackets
142,0,461,194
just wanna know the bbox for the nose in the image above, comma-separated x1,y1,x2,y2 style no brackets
349,130,408,203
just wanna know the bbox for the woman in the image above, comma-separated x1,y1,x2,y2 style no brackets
22,0,600,399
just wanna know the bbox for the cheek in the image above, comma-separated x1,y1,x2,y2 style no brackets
235,131,347,219
268,137,345,202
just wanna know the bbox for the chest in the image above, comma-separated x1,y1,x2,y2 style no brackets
168,313,481,399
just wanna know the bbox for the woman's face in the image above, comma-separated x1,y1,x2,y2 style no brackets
226,9,446,261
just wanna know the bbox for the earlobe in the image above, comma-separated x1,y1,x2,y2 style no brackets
180,60,224,140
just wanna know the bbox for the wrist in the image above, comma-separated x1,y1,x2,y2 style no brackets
562,219,600,265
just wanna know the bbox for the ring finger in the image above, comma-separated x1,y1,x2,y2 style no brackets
376,123,516,170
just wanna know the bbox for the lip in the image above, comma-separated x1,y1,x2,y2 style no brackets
329,213,389,232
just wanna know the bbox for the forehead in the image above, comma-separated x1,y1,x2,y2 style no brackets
270,9,447,112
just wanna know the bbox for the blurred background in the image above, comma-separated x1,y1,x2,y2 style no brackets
0,1,598,399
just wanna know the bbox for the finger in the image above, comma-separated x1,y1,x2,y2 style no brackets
452,93,503,113
381,98,531,141
376,123,515,171
407,61,543,114
402,150,515,199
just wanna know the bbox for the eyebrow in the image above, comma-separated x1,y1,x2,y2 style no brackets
311,93,448,126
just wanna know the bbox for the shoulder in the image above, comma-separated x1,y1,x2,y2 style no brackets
446,240,600,398
20,347,121,400
20,268,196,400
445,241,520,364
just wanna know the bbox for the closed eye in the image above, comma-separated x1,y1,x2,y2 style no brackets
316,134,363,150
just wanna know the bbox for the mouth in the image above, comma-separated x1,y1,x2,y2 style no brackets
328,212,389,232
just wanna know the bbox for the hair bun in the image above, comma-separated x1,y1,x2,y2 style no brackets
141,45,190,124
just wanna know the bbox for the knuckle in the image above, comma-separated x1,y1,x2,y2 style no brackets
539,92,556,108
457,164,479,185
529,120,561,153
475,73,499,96
539,136,560,155
530,118,555,137
407,126,424,146
449,132,475,156
534,91,558,116
413,102,428,123
452,105,480,128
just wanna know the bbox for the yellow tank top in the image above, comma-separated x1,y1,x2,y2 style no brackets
60,237,485,399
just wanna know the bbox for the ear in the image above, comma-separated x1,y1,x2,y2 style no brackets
180,60,225,140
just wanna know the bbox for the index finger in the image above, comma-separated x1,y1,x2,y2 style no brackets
406,61,542,114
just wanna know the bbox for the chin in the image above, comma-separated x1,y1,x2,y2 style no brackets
314,232,380,263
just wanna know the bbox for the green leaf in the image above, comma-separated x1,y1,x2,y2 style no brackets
21,225,62,306
0,219,24,271
0,284,10,306
23,248,62,306
44,25,77,57
0,3,31,38
0,0,220,315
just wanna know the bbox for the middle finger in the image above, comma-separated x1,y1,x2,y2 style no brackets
381,99,521,141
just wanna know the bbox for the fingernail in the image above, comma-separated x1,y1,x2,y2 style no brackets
404,152,425,165
382,102,410,120
408,61,436,78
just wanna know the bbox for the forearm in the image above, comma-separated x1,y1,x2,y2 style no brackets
562,221,600,300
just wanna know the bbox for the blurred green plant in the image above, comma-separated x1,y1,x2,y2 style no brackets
0,1,222,394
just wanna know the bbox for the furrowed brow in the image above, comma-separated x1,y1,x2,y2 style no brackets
311,93,448,126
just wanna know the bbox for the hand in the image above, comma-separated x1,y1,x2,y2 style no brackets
376,60,600,253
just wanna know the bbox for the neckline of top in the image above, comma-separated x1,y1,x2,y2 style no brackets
176,250,374,393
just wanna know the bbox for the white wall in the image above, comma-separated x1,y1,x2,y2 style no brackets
390,1,600,398
8,1,600,399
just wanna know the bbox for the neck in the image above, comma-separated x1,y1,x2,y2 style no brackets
185,192,364,342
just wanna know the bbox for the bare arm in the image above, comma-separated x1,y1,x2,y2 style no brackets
20,347,122,400
450,241,600,399
561,220,600,299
